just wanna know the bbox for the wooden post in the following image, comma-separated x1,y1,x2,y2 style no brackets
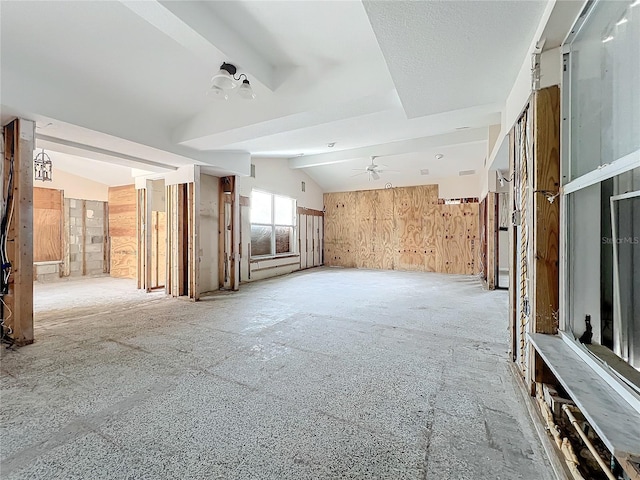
2,119,34,345
487,193,497,290
532,86,560,385
192,166,200,300
103,202,110,274
532,85,560,335
230,176,240,291
218,178,225,289
145,181,152,293
509,126,518,363
81,200,87,276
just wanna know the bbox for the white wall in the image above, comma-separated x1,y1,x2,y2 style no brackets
36,168,109,201
199,174,219,293
238,157,324,282
239,157,324,210
437,174,482,199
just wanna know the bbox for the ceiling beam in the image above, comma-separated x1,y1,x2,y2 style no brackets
288,128,488,169
120,0,279,91
36,134,178,173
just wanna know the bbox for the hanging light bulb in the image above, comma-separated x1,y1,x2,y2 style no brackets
237,79,256,100
207,85,229,100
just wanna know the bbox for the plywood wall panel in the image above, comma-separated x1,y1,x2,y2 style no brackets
108,185,137,279
33,188,63,262
323,186,479,275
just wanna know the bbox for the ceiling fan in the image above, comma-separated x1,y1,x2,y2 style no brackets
351,156,397,181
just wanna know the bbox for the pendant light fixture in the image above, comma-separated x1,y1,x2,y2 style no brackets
209,62,255,100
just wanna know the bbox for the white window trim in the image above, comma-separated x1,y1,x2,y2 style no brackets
250,189,297,259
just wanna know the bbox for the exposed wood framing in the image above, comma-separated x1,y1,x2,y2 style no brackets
81,200,87,276
532,85,560,335
2,119,35,345
486,193,497,289
239,195,250,207
532,86,561,386
509,127,518,363
230,176,240,291
103,202,110,274
218,180,225,289
297,206,324,217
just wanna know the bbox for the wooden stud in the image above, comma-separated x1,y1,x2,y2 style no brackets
81,200,87,276
2,119,34,345
532,85,560,335
103,201,109,274
193,167,200,299
230,176,240,291
218,178,225,289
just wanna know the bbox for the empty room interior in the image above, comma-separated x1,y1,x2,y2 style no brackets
1,0,639,479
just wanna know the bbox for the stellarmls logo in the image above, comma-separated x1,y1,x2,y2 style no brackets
602,236,640,245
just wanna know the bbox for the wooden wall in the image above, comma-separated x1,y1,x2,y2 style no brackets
108,185,137,279
324,185,479,275
33,187,63,262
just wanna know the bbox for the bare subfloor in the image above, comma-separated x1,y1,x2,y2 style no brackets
1,269,553,479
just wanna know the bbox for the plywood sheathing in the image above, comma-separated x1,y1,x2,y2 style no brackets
108,185,137,279
33,187,63,263
323,185,479,274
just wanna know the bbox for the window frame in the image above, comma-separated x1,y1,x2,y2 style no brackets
250,189,297,259
559,0,640,368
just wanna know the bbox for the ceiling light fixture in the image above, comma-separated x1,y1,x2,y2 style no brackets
631,0,639,8
34,148,53,182
327,142,336,148
209,62,255,100
602,35,614,43
435,153,444,160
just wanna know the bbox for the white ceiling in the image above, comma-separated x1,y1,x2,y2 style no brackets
1,0,560,193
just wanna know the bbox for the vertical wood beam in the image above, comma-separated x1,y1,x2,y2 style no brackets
192,166,200,300
532,85,560,336
230,176,240,291
145,181,152,293
103,201,109,274
81,200,87,276
218,178,225,289
509,126,518,363
487,193,497,290
2,119,34,345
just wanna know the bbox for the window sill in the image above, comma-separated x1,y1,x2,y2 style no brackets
528,332,640,466
250,254,299,263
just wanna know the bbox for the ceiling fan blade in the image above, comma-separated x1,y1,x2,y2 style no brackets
350,171,368,177
377,169,399,173
371,171,380,180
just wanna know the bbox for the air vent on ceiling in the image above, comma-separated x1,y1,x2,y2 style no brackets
420,169,429,176
459,169,476,176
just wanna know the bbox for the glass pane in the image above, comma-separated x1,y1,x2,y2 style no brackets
251,191,272,224
566,167,640,364
569,0,640,180
251,225,272,256
274,195,294,225
612,194,640,368
275,226,293,254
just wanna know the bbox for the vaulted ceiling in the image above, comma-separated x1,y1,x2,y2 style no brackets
1,0,568,193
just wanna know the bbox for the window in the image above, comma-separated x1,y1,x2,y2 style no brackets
250,190,296,257
562,0,640,370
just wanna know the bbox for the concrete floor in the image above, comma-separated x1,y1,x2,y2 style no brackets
1,269,553,479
